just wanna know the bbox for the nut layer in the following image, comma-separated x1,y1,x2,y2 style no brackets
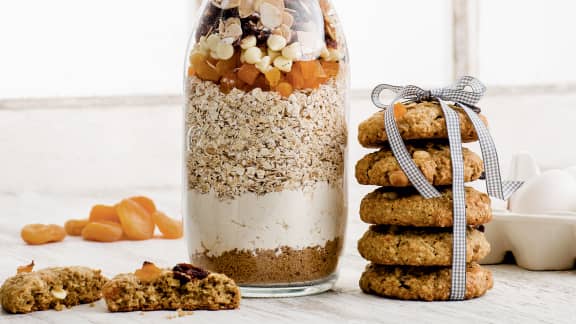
358,101,488,148
355,143,484,187
357,225,490,266
360,186,492,227
359,263,493,301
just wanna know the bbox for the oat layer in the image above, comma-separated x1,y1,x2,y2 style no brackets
185,76,347,200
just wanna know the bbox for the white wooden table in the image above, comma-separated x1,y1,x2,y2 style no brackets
1,95,576,323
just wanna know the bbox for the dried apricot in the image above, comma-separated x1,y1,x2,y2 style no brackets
286,63,304,89
64,219,89,236
215,51,240,76
277,82,293,98
394,102,408,119
237,63,260,85
196,59,221,82
89,205,119,223
220,71,239,94
17,261,35,274
21,224,66,245
81,222,123,242
187,66,195,77
189,52,206,67
300,60,326,80
152,211,183,239
135,261,163,282
265,67,282,88
127,196,156,214
116,199,155,240
320,61,339,78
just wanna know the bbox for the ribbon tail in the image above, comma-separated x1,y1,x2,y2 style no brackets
383,96,442,199
459,104,523,200
438,99,467,301
371,84,404,109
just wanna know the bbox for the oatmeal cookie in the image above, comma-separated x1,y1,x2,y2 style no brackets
0,266,108,314
359,263,493,301
355,143,484,187
357,225,490,266
358,101,488,148
360,186,492,227
102,263,240,312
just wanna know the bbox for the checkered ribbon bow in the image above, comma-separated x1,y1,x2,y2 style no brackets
371,76,523,300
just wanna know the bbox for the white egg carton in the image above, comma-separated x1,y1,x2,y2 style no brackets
481,210,576,270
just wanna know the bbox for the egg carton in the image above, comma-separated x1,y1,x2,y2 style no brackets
481,210,576,270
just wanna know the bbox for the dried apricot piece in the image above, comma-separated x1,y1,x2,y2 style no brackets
189,52,206,67
394,102,408,119
321,61,339,78
64,219,89,236
196,59,221,82
277,82,293,98
21,224,66,245
286,62,304,89
135,261,163,282
220,71,239,94
152,211,183,239
265,67,282,88
89,205,119,223
116,199,155,240
237,63,260,85
81,222,123,242
187,66,195,77
215,52,240,76
299,60,326,80
127,196,156,214
17,261,35,274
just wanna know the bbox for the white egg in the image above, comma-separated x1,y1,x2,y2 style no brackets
509,169,576,214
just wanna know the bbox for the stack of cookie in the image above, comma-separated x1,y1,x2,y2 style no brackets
354,101,494,301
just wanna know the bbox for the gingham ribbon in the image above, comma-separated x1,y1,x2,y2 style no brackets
371,76,523,301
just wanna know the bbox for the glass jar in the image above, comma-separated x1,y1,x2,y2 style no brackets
183,0,348,297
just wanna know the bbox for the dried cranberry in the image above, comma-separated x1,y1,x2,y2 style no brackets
172,263,209,284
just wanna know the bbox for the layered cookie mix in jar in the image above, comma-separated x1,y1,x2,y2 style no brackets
183,0,349,296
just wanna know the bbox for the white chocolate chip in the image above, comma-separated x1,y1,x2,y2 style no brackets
281,42,302,61
267,34,287,51
282,11,294,27
273,56,293,72
244,47,263,64
199,36,209,52
51,288,67,300
240,35,257,49
216,42,234,60
255,56,272,73
210,50,220,60
268,49,281,61
413,151,431,159
206,34,221,52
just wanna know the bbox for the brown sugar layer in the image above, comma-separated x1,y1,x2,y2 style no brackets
102,267,240,312
359,263,493,301
357,225,490,266
358,101,488,148
355,142,484,187
191,238,342,285
0,266,108,314
360,186,492,227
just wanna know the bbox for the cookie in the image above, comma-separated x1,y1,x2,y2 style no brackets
357,225,490,266
360,186,492,227
0,266,108,314
355,143,484,187
359,263,493,301
358,101,488,148
102,263,240,312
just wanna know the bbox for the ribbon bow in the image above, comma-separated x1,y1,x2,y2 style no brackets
371,76,522,301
